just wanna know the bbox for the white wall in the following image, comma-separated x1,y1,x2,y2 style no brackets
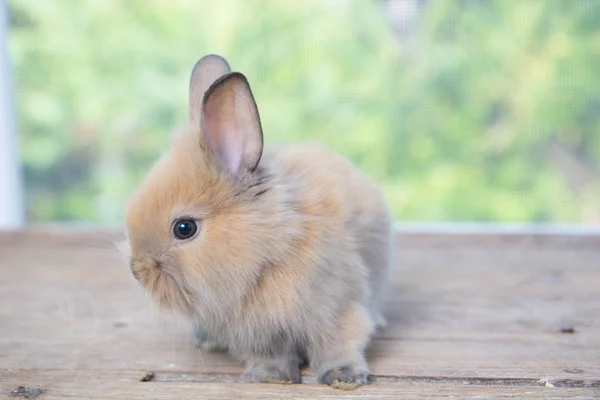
0,0,25,229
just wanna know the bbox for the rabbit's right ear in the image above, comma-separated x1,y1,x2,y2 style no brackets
201,72,263,177
189,55,231,127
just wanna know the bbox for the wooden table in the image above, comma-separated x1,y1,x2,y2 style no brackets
1,228,599,399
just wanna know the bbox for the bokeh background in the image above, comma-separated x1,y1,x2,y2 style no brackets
7,0,600,225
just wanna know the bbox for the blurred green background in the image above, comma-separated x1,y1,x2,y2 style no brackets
8,0,600,225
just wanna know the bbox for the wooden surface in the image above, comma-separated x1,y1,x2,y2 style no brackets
1,227,599,399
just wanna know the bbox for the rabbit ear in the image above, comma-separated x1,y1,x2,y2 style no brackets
201,72,264,176
189,54,231,127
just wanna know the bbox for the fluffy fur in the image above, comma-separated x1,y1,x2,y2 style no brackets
125,54,393,390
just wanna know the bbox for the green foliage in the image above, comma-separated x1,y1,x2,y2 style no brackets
8,0,600,224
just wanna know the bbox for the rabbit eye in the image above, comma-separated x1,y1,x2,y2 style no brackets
173,219,198,240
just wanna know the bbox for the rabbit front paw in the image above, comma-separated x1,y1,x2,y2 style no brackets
196,339,228,353
319,365,369,390
190,325,228,353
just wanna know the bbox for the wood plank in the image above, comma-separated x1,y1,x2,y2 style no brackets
2,224,600,249
1,370,598,400
1,228,599,396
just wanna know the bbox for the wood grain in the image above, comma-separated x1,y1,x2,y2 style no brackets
1,370,598,400
1,228,599,398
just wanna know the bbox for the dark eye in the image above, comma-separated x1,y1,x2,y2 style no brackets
173,219,198,240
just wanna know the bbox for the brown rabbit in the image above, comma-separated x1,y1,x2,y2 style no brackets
125,54,393,390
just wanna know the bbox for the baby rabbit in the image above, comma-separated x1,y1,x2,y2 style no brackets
125,54,393,390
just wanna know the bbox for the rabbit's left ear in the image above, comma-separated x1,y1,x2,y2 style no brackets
189,54,231,128
201,72,264,176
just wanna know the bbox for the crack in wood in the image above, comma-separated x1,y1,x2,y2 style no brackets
142,372,600,389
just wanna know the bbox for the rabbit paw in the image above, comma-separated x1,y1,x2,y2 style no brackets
241,361,301,384
195,339,228,353
319,365,368,391
191,326,228,353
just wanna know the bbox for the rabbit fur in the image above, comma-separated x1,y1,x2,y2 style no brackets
124,54,394,390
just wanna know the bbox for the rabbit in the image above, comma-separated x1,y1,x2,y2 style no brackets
124,54,394,390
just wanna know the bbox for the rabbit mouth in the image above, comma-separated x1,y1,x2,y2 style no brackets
129,256,195,314
152,260,196,314
154,259,165,270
